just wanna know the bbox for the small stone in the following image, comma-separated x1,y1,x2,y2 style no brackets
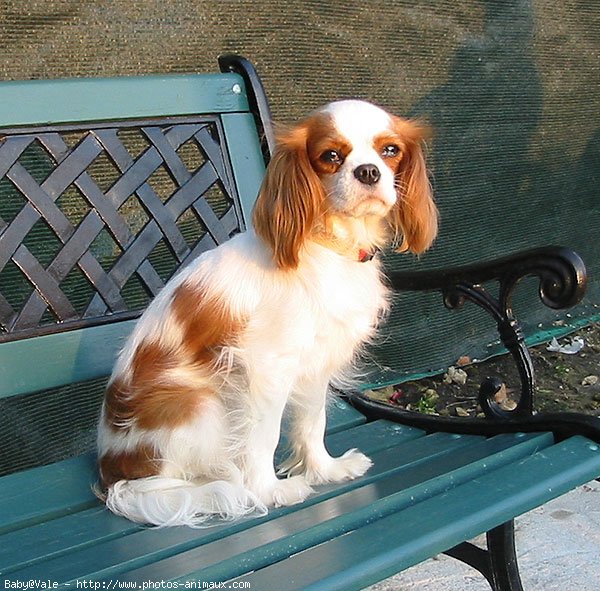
444,366,468,386
424,389,439,402
499,398,518,411
380,385,395,397
455,406,470,417
364,386,394,403
456,356,471,367
493,383,508,403
582,375,599,387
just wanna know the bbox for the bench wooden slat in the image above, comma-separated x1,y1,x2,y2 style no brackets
0,320,135,398
323,399,366,433
0,400,376,537
0,420,423,576
117,432,553,586
0,420,424,580
234,435,600,591
0,506,139,575
6,429,553,585
0,74,249,128
220,113,266,225
13,434,464,584
0,455,98,535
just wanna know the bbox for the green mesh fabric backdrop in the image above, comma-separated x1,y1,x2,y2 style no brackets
0,0,598,386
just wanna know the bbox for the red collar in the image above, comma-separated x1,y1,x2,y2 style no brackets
358,247,380,262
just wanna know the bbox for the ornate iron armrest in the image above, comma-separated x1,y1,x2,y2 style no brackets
346,246,600,444
387,246,587,419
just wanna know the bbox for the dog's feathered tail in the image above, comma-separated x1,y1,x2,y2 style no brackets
102,477,267,528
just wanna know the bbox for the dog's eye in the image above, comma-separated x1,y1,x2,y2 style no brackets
320,150,343,164
381,144,400,158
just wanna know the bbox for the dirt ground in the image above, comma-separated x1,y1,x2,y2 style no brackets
366,322,600,418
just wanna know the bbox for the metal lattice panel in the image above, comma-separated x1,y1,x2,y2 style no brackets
0,117,243,339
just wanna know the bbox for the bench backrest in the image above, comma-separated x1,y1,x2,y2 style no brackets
0,61,268,474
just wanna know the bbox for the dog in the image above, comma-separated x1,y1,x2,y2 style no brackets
97,99,438,526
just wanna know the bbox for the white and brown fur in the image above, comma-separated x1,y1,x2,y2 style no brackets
97,100,438,526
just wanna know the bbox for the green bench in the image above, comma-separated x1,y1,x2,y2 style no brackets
1,55,599,591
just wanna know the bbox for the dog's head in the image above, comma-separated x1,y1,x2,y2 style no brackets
253,100,438,269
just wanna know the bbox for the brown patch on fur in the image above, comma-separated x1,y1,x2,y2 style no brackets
102,282,242,433
171,281,244,366
253,115,330,270
103,378,135,429
385,117,438,254
372,131,406,174
102,344,205,432
305,113,353,177
99,444,159,488
128,341,210,431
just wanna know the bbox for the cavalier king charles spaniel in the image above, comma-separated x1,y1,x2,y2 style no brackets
97,99,438,526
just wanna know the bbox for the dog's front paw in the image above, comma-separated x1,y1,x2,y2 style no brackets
257,475,313,508
301,449,373,485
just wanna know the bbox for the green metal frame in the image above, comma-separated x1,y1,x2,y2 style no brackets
0,71,265,398
0,320,135,397
0,73,248,127
220,112,266,224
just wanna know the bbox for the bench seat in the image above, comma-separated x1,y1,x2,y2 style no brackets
2,399,599,589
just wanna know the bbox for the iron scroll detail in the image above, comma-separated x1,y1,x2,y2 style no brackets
442,281,535,418
388,247,588,419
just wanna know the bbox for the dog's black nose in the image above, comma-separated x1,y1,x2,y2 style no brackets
354,164,381,185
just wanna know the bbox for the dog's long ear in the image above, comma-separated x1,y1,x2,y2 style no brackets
388,118,438,254
253,125,325,270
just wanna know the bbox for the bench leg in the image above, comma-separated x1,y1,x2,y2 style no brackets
444,520,524,591
487,521,524,591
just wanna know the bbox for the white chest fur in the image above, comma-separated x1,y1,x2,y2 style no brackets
233,238,390,385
